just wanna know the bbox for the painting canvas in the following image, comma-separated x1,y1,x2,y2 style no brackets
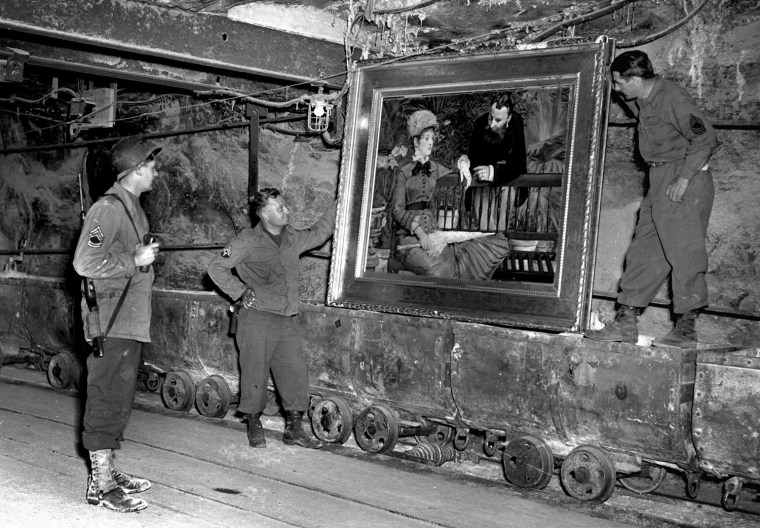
328,38,614,332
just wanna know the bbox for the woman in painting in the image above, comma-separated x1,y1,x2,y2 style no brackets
391,109,510,279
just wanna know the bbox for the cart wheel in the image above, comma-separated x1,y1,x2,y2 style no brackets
161,371,195,412
47,352,75,389
310,397,353,444
416,421,455,447
195,375,232,418
503,435,554,490
619,465,667,494
354,404,399,454
560,445,616,503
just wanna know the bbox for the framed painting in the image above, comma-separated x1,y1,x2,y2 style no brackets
328,38,614,332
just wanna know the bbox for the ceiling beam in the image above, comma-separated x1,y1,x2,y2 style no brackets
0,0,346,89
0,37,294,96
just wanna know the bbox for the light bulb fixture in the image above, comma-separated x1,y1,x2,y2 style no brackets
307,87,333,132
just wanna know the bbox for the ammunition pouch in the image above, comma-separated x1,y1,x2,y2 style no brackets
83,309,102,342
83,308,106,357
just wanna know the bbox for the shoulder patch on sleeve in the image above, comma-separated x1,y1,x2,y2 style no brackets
690,114,707,136
87,226,104,248
221,246,232,258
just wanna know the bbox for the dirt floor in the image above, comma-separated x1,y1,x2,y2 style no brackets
2,365,759,528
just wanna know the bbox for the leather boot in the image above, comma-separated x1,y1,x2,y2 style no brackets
109,453,151,494
246,412,266,448
585,305,639,344
654,310,698,348
87,450,147,512
283,411,323,449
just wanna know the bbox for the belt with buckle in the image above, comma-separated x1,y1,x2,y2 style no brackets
648,161,709,171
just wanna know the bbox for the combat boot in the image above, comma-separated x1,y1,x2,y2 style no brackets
654,310,698,348
109,453,151,494
283,411,323,449
585,305,639,344
246,412,266,448
87,450,147,512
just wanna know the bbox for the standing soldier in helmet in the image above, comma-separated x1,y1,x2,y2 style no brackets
586,50,718,347
73,136,162,512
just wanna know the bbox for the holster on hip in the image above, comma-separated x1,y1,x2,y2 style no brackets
229,301,242,335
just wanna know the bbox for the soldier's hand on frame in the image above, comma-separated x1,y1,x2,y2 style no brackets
134,241,159,268
241,287,256,309
666,177,689,203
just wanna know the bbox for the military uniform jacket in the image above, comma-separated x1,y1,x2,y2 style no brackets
208,201,337,317
73,182,153,342
623,77,717,180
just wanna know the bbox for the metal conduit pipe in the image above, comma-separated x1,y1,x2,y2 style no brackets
0,114,308,155
0,246,331,258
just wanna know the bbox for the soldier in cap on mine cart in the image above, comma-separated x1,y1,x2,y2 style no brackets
586,50,718,348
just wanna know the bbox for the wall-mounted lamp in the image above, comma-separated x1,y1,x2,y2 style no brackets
307,86,334,132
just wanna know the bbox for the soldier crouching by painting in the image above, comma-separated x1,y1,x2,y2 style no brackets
585,50,718,348
207,187,336,449
73,137,162,512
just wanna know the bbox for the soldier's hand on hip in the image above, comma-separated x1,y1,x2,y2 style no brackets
242,287,256,309
666,177,689,203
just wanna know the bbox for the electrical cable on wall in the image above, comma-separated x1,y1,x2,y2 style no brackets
617,0,712,48
0,0,715,146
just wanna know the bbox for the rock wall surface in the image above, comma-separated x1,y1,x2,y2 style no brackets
0,1,758,346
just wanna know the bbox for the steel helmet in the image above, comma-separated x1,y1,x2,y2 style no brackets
110,136,162,179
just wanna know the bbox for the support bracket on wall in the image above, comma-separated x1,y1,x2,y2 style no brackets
0,46,27,82
246,103,268,217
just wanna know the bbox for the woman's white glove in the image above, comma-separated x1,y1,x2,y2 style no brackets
457,155,472,188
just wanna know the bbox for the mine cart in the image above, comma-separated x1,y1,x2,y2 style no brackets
297,301,745,504
145,289,239,418
449,323,741,501
692,347,760,510
0,275,82,390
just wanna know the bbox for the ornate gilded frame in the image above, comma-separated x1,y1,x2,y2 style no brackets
328,38,614,332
